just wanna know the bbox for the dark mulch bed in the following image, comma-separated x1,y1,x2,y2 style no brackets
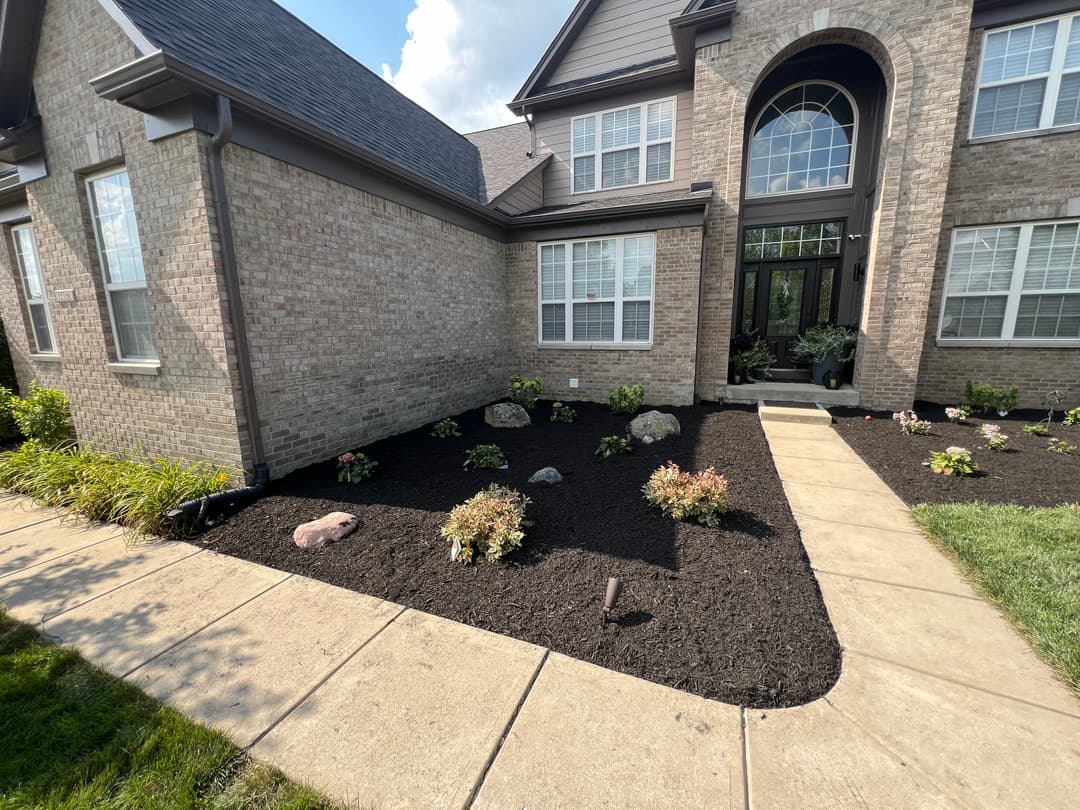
832,402,1080,507
200,401,841,708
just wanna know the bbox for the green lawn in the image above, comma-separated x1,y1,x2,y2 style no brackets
0,610,337,809
912,503,1080,694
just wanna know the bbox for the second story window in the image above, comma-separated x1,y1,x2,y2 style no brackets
972,12,1080,138
11,224,58,355
86,168,158,362
571,97,675,194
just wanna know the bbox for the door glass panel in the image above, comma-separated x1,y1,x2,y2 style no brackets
741,271,757,333
817,266,836,324
768,268,805,335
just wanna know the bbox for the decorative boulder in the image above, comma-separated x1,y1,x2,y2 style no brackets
293,511,358,549
528,466,563,484
485,402,531,428
628,411,681,445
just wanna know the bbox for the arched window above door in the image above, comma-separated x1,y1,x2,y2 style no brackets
747,81,857,198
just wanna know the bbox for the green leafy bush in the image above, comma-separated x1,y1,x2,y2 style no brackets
643,461,730,527
10,382,72,446
441,484,530,563
0,385,17,442
730,339,775,379
1023,423,1050,437
927,446,977,476
464,443,506,470
336,451,377,483
550,402,576,423
963,381,1018,415
430,418,462,438
608,384,644,414
595,435,631,458
1064,407,1080,426
509,374,542,409
1048,438,1076,455
0,441,230,536
791,324,858,364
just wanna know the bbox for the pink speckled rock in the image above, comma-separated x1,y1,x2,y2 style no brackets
293,512,358,549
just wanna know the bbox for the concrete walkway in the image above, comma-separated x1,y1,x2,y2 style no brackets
1,420,1078,809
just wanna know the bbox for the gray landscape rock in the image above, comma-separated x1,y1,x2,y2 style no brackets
528,466,563,484
628,411,681,445
293,511,358,549
485,402,531,428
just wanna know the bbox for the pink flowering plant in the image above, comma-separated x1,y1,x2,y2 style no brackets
893,410,932,436
945,406,970,424
980,423,1008,451
927,446,976,476
643,461,730,527
336,450,377,483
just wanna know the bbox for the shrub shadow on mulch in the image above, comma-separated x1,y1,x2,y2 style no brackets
201,401,841,708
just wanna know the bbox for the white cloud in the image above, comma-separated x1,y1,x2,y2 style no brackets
381,0,576,133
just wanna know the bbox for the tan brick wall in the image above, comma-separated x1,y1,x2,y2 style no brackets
916,26,1080,409
506,227,703,406
0,0,247,473
690,1,973,409
222,145,510,476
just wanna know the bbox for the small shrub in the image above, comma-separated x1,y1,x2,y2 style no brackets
980,423,1008,452
791,323,858,364
549,401,576,423
509,374,542,409
730,338,775,380
643,461,730,527
595,435,631,458
1023,423,1050,437
464,443,506,470
963,381,1018,415
10,382,72,446
1064,407,1080,426
927,446,977,476
945,406,970,424
1048,438,1077,455
430,418,461,439
893,410,932,435
441,484,529,563
0,386,17,441
336,451,377,483
608,384,645,415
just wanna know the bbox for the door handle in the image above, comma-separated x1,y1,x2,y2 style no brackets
847,233,864,241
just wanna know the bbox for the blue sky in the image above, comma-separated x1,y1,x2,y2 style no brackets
274,0,577,133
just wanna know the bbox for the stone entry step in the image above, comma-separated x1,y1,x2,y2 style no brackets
759,402,833,425
723,381,858,406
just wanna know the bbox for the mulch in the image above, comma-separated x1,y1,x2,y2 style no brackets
832,402,1080,508
200,401,841,708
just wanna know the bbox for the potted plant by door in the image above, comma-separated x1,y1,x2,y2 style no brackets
792,323,858,387
728,332,757,385
731,338,776,383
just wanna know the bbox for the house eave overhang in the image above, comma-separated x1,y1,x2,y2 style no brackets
669,1,737,72
0,169,24,198
507,192,711,229
970,0,1080,29
90,51,511,228
508,63,688,116
0,117,43,163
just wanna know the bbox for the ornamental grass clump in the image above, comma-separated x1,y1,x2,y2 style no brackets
608,384,645,415
643,461,730,527
441,484,530,563
980,423,1008,452
550,402,576,423
464,443,506,470
336,451,377,483
893,410,932,435
927,446,977,476
430,417,461,438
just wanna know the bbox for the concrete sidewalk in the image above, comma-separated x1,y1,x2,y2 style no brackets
1,427,1078,810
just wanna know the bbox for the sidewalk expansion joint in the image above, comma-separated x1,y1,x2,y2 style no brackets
790,511,923,537
0,515,64,536
244,601,408,752
812,569,982,601
465,647,550,808
739,706,751,810
0,532,124,581
780,478,900,497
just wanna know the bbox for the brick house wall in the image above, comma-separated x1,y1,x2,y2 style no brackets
222,145,510,476
916,26,1080,409
0,0,248,474
506,226,704,406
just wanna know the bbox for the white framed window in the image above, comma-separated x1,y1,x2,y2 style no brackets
537,233,655,345
938,219,1080,343
971,11,1080,139
10,223,58,355
571,97,676,194
86,167,157,362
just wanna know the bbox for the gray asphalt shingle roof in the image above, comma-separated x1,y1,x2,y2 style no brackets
464,122,546,204
110,0,484,202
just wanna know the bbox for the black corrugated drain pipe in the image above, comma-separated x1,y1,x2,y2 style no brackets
165,95,269,524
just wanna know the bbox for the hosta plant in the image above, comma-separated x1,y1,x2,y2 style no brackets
1023,423,1050,437
927,446,976,476
608,384,645,415
643,461,730,527
945,406,970,424
464,443,506,470
595,435,631,458
550,402,577,423
509,374,542,409
893,410,932,436
1064,407,1080,426
337,451,377,483
430,418,461,439
1048,438,1077,455
441,484,530,563
979,423,1008,452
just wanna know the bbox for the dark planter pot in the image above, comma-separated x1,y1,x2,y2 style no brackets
811,352,845,387
729,369,745,385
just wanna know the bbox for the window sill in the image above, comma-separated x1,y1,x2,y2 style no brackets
936,339,1080,349
537,342,652,351
570,177,674,196
964,122,1080,146
108,361,161,376
29,353,61,363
